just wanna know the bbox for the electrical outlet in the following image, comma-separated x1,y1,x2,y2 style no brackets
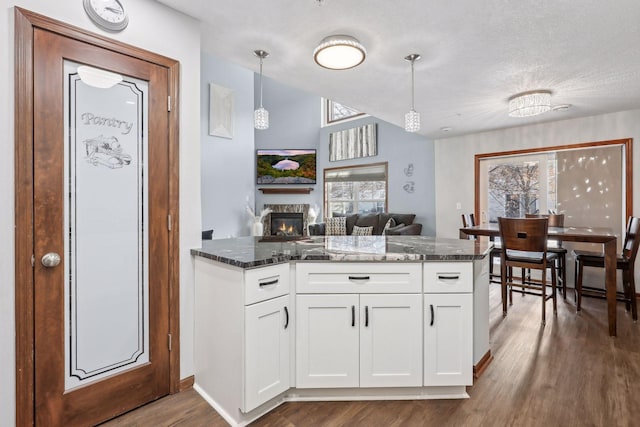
455,202,461,210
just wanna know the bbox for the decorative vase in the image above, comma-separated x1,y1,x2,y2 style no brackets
252,221,264,237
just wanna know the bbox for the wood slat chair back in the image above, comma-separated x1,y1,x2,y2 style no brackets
573,216,639,321
499,217,549,255
524,213,568,299
461,213,476,228
622,216,640,261
498,217,558,325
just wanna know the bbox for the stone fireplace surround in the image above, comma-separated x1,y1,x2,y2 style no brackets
262,204,310,236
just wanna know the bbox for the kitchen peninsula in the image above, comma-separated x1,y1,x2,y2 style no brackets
192,236,492,426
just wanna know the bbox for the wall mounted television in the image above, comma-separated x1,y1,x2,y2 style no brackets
256,149,317,184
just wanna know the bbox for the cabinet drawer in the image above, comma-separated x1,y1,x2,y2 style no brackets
244,263,290,305
296,263,422,293
423,262,472,293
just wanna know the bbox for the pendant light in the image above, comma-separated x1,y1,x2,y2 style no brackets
254,50,269,130
404,53,421,132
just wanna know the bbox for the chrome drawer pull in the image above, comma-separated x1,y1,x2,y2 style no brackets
259,278,279,287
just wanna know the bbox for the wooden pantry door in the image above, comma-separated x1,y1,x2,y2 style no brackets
15,8,180,426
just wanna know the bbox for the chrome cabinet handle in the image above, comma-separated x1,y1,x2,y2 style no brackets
41,253,61,268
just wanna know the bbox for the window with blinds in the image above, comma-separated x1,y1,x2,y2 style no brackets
324,162,388,216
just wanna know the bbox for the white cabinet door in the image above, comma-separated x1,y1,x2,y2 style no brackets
296,294,359,388
244,295,290,412
360,294,423,387
423,293,473,386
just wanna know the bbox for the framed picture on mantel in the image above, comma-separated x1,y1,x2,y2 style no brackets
329,123,377,161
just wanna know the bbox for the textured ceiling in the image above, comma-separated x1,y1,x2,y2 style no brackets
156,0,640,139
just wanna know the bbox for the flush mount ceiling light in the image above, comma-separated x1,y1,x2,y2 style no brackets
313,35,366,70
254,50,269,130
508,90,552,118
404,53,421,133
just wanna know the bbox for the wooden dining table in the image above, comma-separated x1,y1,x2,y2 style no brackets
460,223,619,337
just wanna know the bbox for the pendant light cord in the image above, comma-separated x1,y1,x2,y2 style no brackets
411,59,415,111
259,56,264,108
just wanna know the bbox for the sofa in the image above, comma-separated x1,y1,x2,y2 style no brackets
308,213,422,236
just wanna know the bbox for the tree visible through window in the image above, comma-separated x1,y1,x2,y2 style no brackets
486,154,557,222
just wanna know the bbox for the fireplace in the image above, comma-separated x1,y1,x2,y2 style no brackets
262,203,310,237
270,212,304,236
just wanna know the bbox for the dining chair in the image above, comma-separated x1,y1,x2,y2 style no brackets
461,213,502,283
525,213,567,299
572,216,639,321
498,217,558,325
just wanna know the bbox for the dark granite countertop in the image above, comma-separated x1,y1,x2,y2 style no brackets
191,235,492,269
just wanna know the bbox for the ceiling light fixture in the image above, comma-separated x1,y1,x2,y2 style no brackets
77,65,123,89
254,50,269,130
313,35,366,70
508,90,552,118
404,53,421,133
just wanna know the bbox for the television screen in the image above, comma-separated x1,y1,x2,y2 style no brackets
256,149,317,184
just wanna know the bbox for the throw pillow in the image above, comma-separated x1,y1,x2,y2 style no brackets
382,217,396,234
326,217,347,235
352,225,373,236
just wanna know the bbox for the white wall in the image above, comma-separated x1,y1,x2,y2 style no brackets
1,1,201,425
200,52,255,238
435,109,640,284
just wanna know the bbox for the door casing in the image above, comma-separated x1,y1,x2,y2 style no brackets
14,7,181,426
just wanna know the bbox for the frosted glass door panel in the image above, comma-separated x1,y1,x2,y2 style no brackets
63,61,149,390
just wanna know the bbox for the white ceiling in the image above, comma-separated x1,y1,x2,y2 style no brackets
156,0,640,139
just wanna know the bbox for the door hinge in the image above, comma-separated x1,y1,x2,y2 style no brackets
167,96,171,112
168,333,172,351
31,254,35,267
167,214,172,231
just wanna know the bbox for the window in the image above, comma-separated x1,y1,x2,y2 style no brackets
324,162,388,216
475,139,632,246
323,99,366,126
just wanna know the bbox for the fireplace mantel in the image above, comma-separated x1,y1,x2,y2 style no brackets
258,187,313,194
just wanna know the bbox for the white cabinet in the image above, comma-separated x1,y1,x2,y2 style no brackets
360,294,423,387
423,263,473,387
295,294,359,388
194,259,291,425
423,293,473,386
244,295,290,412
296,293,422,389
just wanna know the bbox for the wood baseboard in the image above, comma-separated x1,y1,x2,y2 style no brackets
473,350,493,379
179,375,195,391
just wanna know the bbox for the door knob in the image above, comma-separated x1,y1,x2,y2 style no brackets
41,252,61,268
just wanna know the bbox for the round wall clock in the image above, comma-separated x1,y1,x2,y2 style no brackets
83,0,129,32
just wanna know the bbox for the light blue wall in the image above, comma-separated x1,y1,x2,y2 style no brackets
254,75,321,213
318,116,436,235
206,55,436,236
201,52,256,238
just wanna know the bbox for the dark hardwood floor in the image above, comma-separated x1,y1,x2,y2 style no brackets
102,285,640,427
